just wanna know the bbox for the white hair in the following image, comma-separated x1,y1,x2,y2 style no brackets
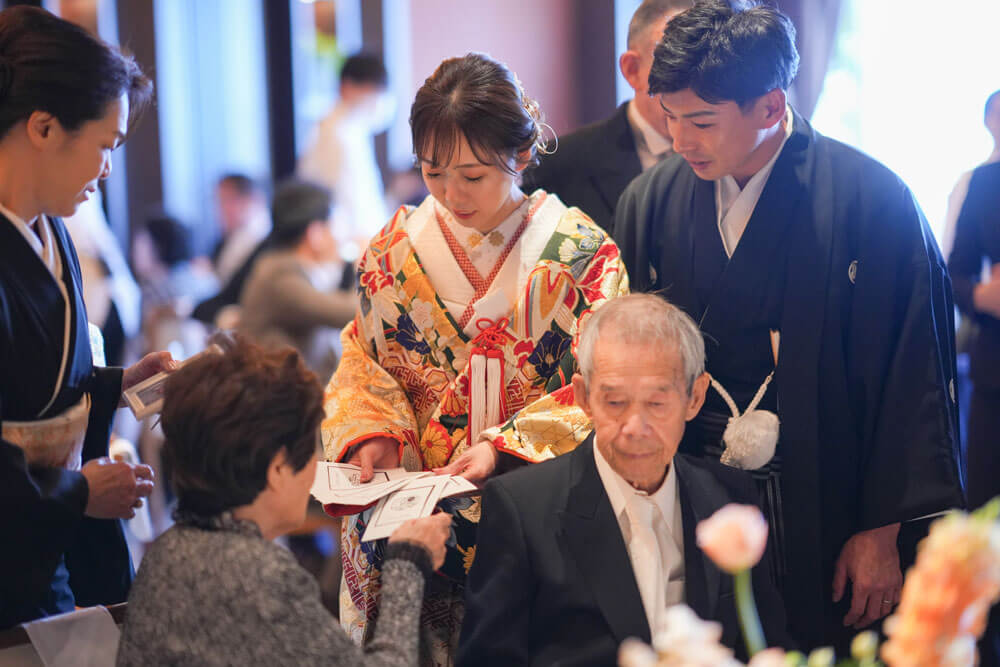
626,0,694,49
577,294,705,392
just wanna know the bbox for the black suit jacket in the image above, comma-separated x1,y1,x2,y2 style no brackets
948,161,1000,389
522,103,642,235
458,436,790,667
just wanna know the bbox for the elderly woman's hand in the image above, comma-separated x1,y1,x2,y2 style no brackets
389,512,452,570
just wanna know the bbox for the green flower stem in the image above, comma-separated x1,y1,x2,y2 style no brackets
734,568,766,657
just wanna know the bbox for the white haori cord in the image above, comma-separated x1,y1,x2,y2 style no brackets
709,370,779,471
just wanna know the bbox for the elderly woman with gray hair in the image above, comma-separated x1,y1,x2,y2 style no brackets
116,337,450,667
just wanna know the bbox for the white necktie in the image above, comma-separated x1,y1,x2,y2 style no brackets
627,494,665,635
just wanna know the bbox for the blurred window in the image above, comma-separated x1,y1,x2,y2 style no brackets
812,0,1000,241
290,0,364,157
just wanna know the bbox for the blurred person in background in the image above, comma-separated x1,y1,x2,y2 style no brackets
942,90,1000,258
947,90,1000,667
523,0,692,233
239,179,356,383
298,53,393,262
192,173,271,328
212,173,270,285
134,211,218,315
117,336,451,667
940,90,1000,480
64,190,141,367
0,5,171,628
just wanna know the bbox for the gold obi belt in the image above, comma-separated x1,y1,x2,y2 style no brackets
2,394,92,470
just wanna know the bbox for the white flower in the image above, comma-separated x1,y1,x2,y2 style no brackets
558,237,587,265
409,298,435,333
941,636,976,667
370,290,402,326
647,605,740,667
618,638,659,667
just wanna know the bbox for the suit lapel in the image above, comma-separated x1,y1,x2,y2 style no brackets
559,436,651,644
675,456,723,621
589,104,643,217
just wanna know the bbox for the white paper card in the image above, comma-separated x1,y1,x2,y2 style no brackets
122,344,222,419
23,606,119,667
361,476,451,542
309,463,431,506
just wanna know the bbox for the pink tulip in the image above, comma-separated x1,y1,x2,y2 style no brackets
696,504,769,574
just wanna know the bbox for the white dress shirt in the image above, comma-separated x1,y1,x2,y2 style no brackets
627,100,673,171
715,108,794,257
298,100,390,252
214,208,271,285
593,441,685,635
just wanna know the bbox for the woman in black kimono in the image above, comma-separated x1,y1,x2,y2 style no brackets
0,6,171,628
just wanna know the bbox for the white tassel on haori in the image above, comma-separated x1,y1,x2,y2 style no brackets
710,371,779,471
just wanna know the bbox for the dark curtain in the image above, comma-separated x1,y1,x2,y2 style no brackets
778,0,845,120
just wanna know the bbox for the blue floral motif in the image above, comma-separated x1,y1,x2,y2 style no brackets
558,223,603,278
527,330,570,379
575,222,601,252
395,313,430,354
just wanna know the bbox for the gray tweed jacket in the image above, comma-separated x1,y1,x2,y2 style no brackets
116,514,427,667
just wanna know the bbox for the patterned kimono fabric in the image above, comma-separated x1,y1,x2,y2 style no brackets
322,190,628,664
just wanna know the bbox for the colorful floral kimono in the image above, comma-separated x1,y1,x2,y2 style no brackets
322,190,627,658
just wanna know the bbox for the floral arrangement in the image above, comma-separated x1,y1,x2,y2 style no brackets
620,500,1000,667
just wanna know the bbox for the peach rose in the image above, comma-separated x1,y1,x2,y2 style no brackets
696,504,769,574
747,648,789,667
880,507,1000,667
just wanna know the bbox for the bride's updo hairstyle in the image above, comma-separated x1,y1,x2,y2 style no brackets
409,52,552,175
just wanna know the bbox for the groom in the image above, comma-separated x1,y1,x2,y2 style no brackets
457,294,790,665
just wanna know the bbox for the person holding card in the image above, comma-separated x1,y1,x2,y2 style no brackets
117,336,451,667
321,53,629,662
0,6,173,629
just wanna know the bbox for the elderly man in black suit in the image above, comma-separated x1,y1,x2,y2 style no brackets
458,294,789,666
522,0,692,233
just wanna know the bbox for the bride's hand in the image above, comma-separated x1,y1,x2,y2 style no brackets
433,440,498,485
